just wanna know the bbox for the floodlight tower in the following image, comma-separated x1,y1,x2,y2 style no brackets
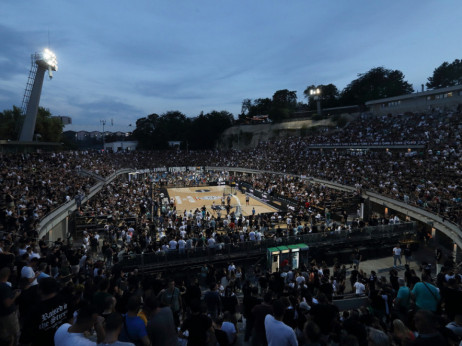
19,48,58,142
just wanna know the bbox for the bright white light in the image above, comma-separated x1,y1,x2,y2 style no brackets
41,48,58,71
310,88,321,96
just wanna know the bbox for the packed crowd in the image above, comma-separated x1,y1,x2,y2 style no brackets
1,110,462,345
2,111,461,231
2,228,462,345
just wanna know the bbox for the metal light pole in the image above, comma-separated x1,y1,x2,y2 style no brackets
100,120,106,150
310,88,322,116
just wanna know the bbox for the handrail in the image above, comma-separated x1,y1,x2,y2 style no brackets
37,168,135,239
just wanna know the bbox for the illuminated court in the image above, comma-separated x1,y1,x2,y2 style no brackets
166,185,279,217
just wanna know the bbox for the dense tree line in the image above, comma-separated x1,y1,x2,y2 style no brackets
133,110,234,150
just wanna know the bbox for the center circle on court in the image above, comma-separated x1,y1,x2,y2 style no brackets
195,189,211,193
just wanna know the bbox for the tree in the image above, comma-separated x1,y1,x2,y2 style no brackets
132,113,159,149
269,89,297,122
0,106,63,141
426,59,462,89
340,67,413,106
188,110,234,149
251,98,272,117
303,84,340,110
0,106,23,140
34,107,64,142
241,99,252,116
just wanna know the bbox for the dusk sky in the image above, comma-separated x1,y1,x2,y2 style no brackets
1,1,461,132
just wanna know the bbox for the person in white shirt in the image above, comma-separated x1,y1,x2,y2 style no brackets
179,227,187,239
265,299,298,346
227,262,236,274
178,239,186,254
220,312,237,345
255,230,262,242
21,257,39,286
207,237,216,249
54,304,105,346
354,280,366,296
393,244,402,267
168,238,178,251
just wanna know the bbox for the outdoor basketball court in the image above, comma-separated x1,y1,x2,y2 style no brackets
166,185,279,217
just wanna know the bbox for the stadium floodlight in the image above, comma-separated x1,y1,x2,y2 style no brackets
39,48,58,79
309,87,322,116
19,48,58,142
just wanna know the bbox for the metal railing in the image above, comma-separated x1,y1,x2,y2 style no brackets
120,222,415,269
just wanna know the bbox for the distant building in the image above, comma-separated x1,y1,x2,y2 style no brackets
104,140,138,152
366,85,462,115
52,115,72,125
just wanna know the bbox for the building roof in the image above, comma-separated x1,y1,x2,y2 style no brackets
365,85,462,105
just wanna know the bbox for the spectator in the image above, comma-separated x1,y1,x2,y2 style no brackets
146,296,177,346
118,295,150,346
97,312,135,346
0,267,21,345
221,311,237,345
250,291,273,346
204,283,221,319
180,299,214,346
264,298,298,346
20,277,69,345
158,279,182,327
411,273,441,313
412,310,448,344
54,303,105,345
393,244,402,267
404,244,413,264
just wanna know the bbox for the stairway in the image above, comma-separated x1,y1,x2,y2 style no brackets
21,54,39,116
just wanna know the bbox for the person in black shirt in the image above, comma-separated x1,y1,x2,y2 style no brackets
0,267,21,345
404,244,413,264
20,277,69,346
243,286,261,342
180,299,214,346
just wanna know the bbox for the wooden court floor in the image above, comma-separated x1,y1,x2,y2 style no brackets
166,185,278,217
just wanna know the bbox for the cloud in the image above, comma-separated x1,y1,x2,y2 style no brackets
0,25,31,77
66,97,144,125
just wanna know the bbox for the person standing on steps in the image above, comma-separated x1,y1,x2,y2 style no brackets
393,244,402,267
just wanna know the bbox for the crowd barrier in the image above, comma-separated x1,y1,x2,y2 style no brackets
119,222,415,270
